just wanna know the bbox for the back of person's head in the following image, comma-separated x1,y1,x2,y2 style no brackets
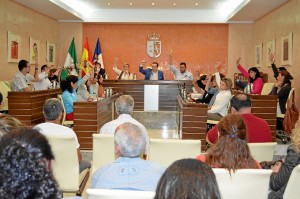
155,158,221,199
0,128,60,199
248,67,261,82
206,114,258,172
115,95,134,115
0,114,25,139
230,93,252,112
114,122,146,158
43,98,63,121
18,59,28,71
278,66,287,72
49,68,57,76
60,75,78,93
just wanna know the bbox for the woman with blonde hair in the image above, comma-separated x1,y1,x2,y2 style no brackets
0,114,25,139
196,114,261,172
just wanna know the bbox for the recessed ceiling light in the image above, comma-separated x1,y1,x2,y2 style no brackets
129,2,133,6
107,2,110,6
195,3,199,6
152,2,155,6
173,3,176,6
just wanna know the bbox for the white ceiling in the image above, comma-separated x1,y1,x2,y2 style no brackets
14,0,289,23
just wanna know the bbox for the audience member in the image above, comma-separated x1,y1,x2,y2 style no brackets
196,114,261,172
11,59,39,91
100,95,149,155
168,52,193,80
154,158,221,199
77,71,94,101
0,127,61,199
269,118,300,199
113,57,133,80
269,53,292,80
139,61,164,80
92,122,165,191
34,98,91,172
34,64,52,90
48,67,61,82
207,93,272,144
0,114,25,139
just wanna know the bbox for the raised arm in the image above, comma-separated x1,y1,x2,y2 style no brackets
168,52,178,74
32,58,40,82
270,53,279,78
236,58,250,79
139,61,147,75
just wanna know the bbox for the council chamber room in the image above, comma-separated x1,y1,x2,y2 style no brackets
0,0,300,198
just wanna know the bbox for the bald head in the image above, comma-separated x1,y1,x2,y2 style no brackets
230,93,252,114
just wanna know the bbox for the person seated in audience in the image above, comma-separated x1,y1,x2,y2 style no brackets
11,59,39,91
207,77,232,121
269,117,300,199
92,122,165,191
88,73,99,98
48,67,61,82
95,62,107,79
192,74,207,95
0,114,25,139
154,158,221,199
235,58,263,94
196,114,262,172
269,70,293,114
269,53,292,80
168,52,193,80
100,95,149,156
0,127,61,199
113,57,133,80
77,70,94,102
207,93,272,145
34,98,91,172
139,61,164,80
34,64,52,90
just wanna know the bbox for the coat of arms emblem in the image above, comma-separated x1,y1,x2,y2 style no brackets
147,32,161,58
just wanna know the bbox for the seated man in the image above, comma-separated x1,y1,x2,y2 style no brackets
34,64,52,90
168,53,193,80
139,61,164,80
92,122,165,191
34,98,91,172
207,93,272,144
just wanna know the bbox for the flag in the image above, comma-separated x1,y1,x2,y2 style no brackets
93,38,105,69
61,38,78,80
80,37,93,75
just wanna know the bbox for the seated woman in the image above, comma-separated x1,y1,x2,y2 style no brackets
77,72,94,102
235,58,263,94
196,114,261,172
0,114,25,139
154,158,221,199
207,77,232,121
269,118,300,199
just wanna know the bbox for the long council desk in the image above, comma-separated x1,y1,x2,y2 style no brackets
8,89,61,126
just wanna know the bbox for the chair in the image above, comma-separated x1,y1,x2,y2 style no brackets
45,135,90,195
0,81,11,112
213,168,272,199
92,134,115,174
86,188,155,199
261,83,274,95
57,94,73,126
283,164,300,199
148,139,201,167
248,142,277,162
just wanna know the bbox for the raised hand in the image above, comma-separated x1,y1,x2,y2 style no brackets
168,50,173,65
236,57,241,66
270,53,275,63
140,60,146,67
114,57,119,67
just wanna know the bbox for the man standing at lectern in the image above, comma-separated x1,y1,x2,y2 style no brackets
168,52,193,80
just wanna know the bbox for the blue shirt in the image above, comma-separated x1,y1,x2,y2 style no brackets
91,157,165,191
62,78,83,114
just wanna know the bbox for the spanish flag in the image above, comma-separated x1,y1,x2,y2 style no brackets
80,37,93,75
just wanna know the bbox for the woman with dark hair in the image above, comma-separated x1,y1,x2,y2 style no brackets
235,58,264,94
196,114,261,172
0,127,61,199
154,158,221,199
60,74,83,120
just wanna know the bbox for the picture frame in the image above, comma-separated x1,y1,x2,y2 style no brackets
281,32,293,66
266,39,275,66
46,42,56,65
255,42,263,67
7,31,21,63
29,37,40,64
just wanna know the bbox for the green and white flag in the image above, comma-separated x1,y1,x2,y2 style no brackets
61,38,78,80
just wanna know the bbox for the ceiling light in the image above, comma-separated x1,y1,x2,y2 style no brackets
173,3,176,6
129,2,132,6
107,2,110,6
152,2,155,6
195,3,199,6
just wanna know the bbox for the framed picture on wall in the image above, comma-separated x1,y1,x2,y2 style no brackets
46,42,55,65
281,32,293,66
255,42,263,67
266,39,275,66
7,31,21,63
29,37,40,64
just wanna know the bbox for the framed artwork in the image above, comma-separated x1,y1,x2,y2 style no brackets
255,42,263,67
29,37,40,64
7,31,21,63
281,32,293,66
46,42,55,65
266,39,275,66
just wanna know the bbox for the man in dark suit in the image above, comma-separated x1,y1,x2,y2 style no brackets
139,61,164,80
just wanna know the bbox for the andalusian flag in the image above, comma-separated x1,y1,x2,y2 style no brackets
61,38,78,80
93,38,105,69
80,37,93,75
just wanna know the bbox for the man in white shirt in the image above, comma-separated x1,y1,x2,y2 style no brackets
34,98,91,172
168,53,193,80
33,64,52,90
100,95,149,156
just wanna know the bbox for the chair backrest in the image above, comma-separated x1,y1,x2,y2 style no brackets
283,164,300,199
86,188,155,199
92,134,115,174
57,94,73,125
261,83,274,95
0,81,11,111
286,88,295,108
248,142,277,162
213,168,272,199
44,134,80,192
148,138,201,167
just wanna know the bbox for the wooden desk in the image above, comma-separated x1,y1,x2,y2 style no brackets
73,94,120,149
8,89,61,126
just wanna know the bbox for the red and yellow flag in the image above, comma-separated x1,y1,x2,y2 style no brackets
80,37,94,75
